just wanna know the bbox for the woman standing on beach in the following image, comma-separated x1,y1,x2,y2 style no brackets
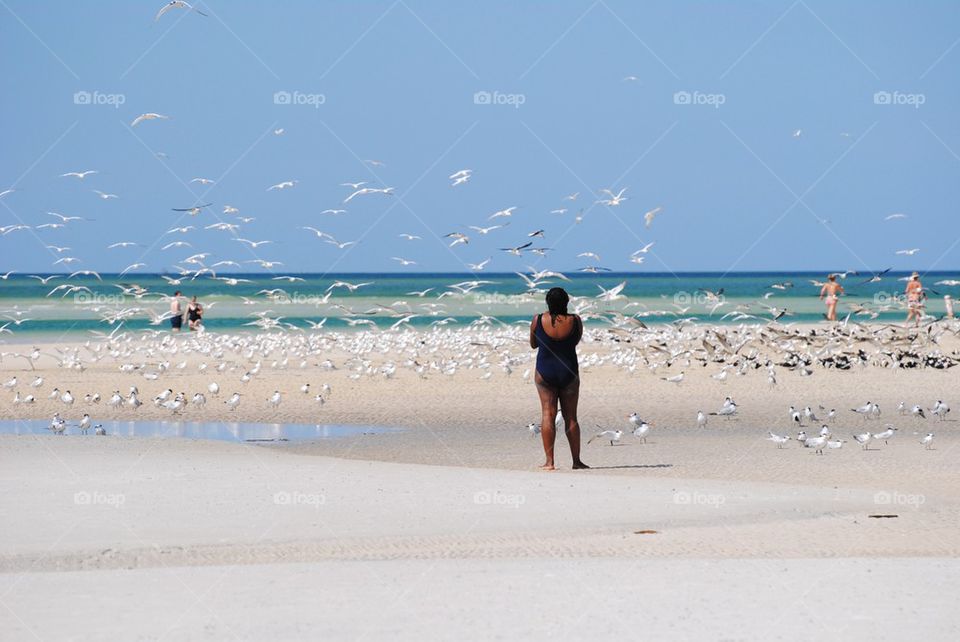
819,275,844,321
529,287,588,471
905,272,925,327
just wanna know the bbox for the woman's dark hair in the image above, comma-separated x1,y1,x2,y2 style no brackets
545,287,569,325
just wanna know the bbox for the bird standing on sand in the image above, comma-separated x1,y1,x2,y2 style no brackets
872,425,897,445
767,432,790,448
931,400,950,421
789,406,802,427
267,391,282,408
628,414,651,442
710,401,737,419
803,434,828,454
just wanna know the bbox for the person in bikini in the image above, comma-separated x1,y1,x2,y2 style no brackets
819,274,844,321
529,287,588,471
905,272,925,327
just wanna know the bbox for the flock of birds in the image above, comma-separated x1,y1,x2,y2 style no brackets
2,315,952,458
524,396,947,453
765,397,947,452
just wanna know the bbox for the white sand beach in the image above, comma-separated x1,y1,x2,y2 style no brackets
1,325,959,640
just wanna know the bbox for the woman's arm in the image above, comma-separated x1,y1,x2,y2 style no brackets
819,285,827,299
529,315,538,349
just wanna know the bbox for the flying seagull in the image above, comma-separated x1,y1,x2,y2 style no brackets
171,203,212,215
131,113,170,127
155,1,207,21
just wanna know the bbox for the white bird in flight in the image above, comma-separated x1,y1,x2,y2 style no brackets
588,428,623,446
60,170,98,179
596,188,628,206
343,186,394,203
449,169,472,186
155,1,207,21
131,113,170,127
643,207,663,229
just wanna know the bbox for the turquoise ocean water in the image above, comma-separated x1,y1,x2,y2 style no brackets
1,271,957,340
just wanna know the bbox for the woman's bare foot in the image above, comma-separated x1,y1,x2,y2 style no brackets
539,461,556,471
572,460,590,470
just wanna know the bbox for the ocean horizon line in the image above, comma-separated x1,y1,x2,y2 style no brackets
3,269,958,279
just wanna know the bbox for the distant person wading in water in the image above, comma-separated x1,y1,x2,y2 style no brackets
169,291,183,332
819,275,844,321
187,295,204,331
905,272,925,327
529,287,588,471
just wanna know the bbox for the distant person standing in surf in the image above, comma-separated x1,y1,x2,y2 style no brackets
169,291,184,332
819,274,844,321
905,272,925,327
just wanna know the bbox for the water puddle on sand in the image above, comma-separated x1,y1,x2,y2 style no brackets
0,419,398,442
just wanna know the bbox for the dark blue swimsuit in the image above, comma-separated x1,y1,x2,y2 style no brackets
535,313,581,390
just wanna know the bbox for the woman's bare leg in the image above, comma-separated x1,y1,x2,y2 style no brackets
558,377,588,469
534,372,558,470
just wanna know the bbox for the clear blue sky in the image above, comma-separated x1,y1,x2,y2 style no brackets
2,0,959,275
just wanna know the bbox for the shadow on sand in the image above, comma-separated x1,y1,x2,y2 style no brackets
586,463,673,470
